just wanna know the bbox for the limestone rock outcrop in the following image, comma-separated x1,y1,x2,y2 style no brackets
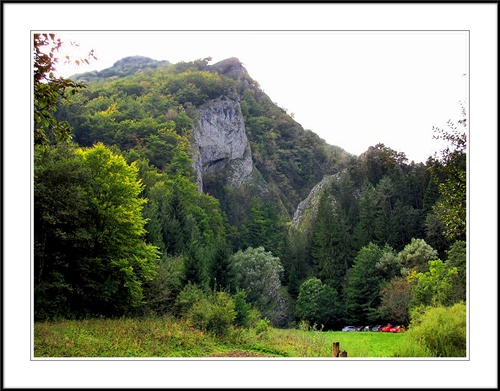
290,175,336,232
192,95,253,192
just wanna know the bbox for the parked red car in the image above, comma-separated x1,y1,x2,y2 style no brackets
381,323,407,333
381,324,407,333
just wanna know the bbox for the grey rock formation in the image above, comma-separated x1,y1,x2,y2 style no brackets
192,95,253,192
290,175,336,231
207,57,249,82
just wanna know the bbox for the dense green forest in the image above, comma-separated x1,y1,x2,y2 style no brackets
34,34,467,336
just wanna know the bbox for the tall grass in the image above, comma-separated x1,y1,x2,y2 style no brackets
34,317,415,358
34,317,214,357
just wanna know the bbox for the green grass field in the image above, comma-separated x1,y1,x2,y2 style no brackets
319,331,406,357
34,317,409,358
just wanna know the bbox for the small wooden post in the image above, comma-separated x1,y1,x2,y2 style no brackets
333,342,347,357
332,342,340,357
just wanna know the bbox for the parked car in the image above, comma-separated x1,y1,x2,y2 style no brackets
371,325,382,331
364,325,372,332
389,325,407,333
342,326,357,332
381,323,393,332
356,326,364,332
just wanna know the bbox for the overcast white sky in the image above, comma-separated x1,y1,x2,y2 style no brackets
3,3,498,390
53,30,468,163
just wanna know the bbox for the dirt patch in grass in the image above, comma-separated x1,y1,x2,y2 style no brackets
208,350,275,358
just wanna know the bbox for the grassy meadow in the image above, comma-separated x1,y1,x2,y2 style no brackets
34,317,411,358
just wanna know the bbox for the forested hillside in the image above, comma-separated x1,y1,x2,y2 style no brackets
34,34,466,335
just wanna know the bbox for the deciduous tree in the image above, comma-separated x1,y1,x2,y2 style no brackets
230,247,285,325
34,143,159,319
408,259,459,308
34,33,94,146
429,104,467,241
378,278,412,325
397,238,438,275
295,277,339,329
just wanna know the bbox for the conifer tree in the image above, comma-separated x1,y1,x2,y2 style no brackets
209,239,232,292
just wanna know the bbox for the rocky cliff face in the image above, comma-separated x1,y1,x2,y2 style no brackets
192,94,254,192
290,175,336,232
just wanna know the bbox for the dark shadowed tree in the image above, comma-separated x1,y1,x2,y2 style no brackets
344,243,390,325
209,239,233,292
310,190,353,290
445,240,467,304
183,238,209,291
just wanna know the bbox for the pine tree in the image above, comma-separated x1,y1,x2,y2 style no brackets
345,243,387,325
183,238,209,291
310,190,353,289
209,239,232,292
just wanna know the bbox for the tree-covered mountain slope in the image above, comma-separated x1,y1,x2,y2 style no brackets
36,35,467,331
73,55,170,82
61,56,352,251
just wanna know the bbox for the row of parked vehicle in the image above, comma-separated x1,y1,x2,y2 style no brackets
341,324,407,332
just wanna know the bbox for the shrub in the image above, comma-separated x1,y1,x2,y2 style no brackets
175,286,237,337
404,302,466,357
247,308,263,328
187,298,211,331
254,318,271,334
233,290,252,328
298,320,311,332
206,292,236,337
174,283,206,317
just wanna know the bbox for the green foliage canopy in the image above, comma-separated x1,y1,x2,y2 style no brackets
230,247,285,325
34,143,159,319
409,259,459,308
33,44,468,333
295,277,340,329
429,106,467,241
398,238,438,275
